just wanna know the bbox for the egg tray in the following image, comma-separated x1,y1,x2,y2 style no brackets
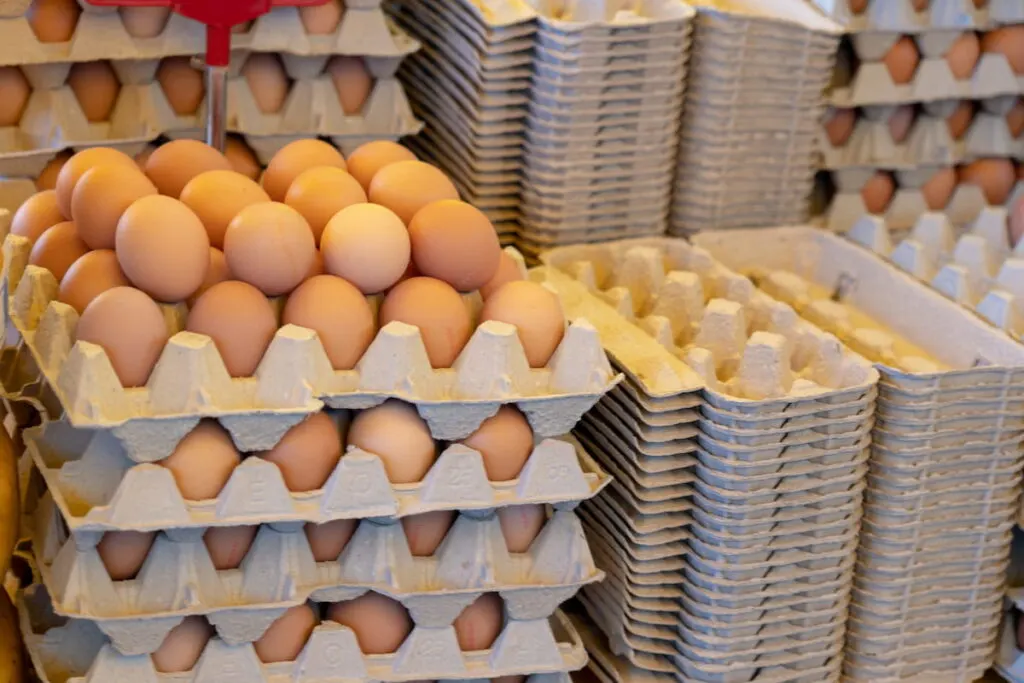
17,583,588,683
845,648,993,683
823,0,1024,33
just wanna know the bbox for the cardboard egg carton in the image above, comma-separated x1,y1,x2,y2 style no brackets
17,583,587,683
1,234,620,462
820,0,1024,32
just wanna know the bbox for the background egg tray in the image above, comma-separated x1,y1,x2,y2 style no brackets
822,0,1024,32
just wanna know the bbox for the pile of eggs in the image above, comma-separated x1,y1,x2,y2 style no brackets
12,137,566,386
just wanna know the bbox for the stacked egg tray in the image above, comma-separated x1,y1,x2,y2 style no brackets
692,225,1024,682
668,0,842,236
538,239,882,682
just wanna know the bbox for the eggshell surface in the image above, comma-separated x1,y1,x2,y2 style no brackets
368,161,460,224
157,56,205,115
36,151,73,191
224,202,315,296
321,203,409,293
56,147,137,217
402,511,455,556
306,518,358,562
346,401,436,484
28,221,88,281
243,53,291,114
285,166,367,243
409,200,501,292
27,0,80,42
460,406,534,481
883,37,920,85
454,593,504,651
180,170,271,248
97,530,155,581
327,56,373,115
921,167,957,210
327,592,413,654
71,163,158,249
861,172,896,214
299,0,344,34
68,61,120,122
76,287,169,387
379,277,472,368
480,281,565,368
262,139,346,201
959,158,1017,204
0,66,30,126
186,281,279,377
498,505,546,553
59,250,131,313
282,274,376,370
144,139,232,198
159,421,241,500
151,616,214,673
346,140,417,191
203,525,256,570
119,6,171,38
480,252,524,300
823,108,856,147
12,189,64,244
255,604,319,663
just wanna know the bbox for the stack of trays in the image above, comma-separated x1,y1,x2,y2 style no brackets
388,0,535,245
669,0,842,235
693,225,1024,682
539,238,881,682
515,3,695,258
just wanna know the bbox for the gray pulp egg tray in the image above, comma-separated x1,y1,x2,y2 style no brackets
820,0,1023,33
0,233,622,463
31,490,600,655
18,584,587,683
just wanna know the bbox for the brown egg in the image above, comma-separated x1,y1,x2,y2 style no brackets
910,0,929,8
1008,99,1024,138
262,139,346,202
157,57,205,116
144,139,233,198
243,53,291,114
36,151,73,191
59,249,131,313
72,163,158,249
186,281,278,377
453,593,504,652
282,275,376,370
883,37,920,85
259,412,342,492
116,195,210,301
982,26,1024,74
860,171,896,214
119,6,172,38
305,518,358,562
369,161,460,225
379,277,472,368
847,0,867,13
460,406,533,481
321,203,409,293
299,0,345,34
1010,196,1024,247
56,147,137,217
409,200,501,293
285,166,367,244
180,170,271,248
921,167,958,210
480,252,524,300
11,189,64,244
0,67,30,127
254,604,318,663
946,31,980,80
26,0,80,43
224,202,315,296
29,221,87,281
345,140,417,191
402,511,455,557
189,247,232,305
946,100,975,140
823,108,856,147
480,281,566,368
160,421,240,499
327,56,373,115
152,616,214,673
347,400,437,484
97,530,156,581
498,505,546,553
959,158,1017,204
888,105,916,144
135,144,157,169
68,61,120,122
225,136,261,180
326,592,412,654
307,250,325,279
76,287,169,386
203,525,257,570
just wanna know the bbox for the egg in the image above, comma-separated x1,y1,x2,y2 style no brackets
159,421,240,500
305,518,358,562
480,281,565,368
116,195,210,301
156,56,205,116
224,202,316,296
982,26,1024,74
1011,196,1024,247
59,249,131,313
243,53,291,114
946,100,975,139
921,167,958,210
26,0,80,43
959,158,1017,204
144,139,233,197
0,66,30,127
409,200,502,292
883,36,920,85
28,221,88,281
262,139,347,201
68,61,120,122
135,144,157,169
459,406,533,481
910,0,928,7
285,166,367,244
498,505,546,553
479,252,524,300
379,277,473,368
71,163,158,249
282,275,376,370
327,56,373,115
11,189,64,244
187,247,232,306
119,6,171,38
225,136,261,180
860,171,896,214
186,281,279,377
823,107,856,147
327,593,412,654
97,530,155,581
203,525,257,570
180,170,271,248
369,161,460,224
299,0,345,34
1008,99,1024,138
847,0,867,12
946,31,980,80
76,287,169,386
151,616,214,673
259,411,342,492
320,203,409,293
254,604,318,663
453,593,504,652
307,250,325,279
56,147,137,216
35,151,73,191
346,140,417,191
402,511,455,556
888,105,915,144
347,401,437,484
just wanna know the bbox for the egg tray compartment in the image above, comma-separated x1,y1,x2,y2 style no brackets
824,0,1023,33
31,488,599,654
1,236,621,463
